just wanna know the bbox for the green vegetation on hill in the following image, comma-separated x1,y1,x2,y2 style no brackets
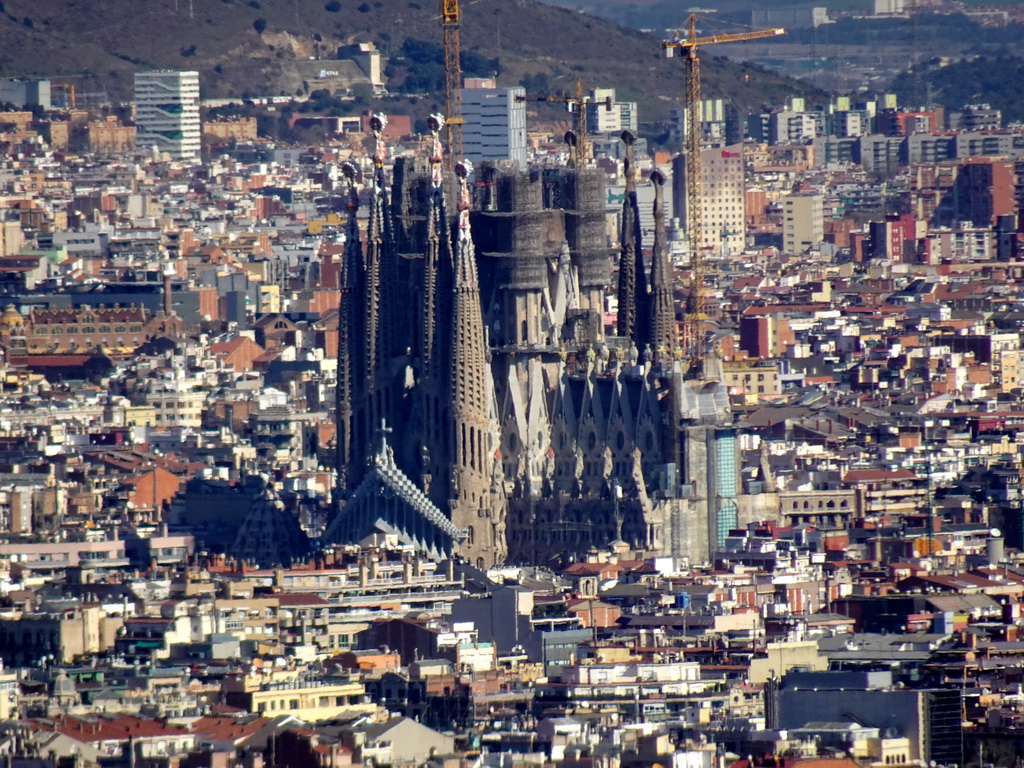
536,0,870,34
0,0,819,136
891,56,1024,125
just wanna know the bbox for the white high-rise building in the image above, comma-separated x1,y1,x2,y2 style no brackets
462,79,527,169
586,88,638,136
673,144,747,255
134,70,201,160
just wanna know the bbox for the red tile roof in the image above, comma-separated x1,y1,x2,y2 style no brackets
190,716,270,744
28,714,193,743
843,468,917,483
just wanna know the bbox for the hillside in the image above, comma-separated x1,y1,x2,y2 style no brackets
0,0,819,129
891,55,1024,125
536,0,871,35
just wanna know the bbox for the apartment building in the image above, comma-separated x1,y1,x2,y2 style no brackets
782,193,824,255
461,79,527,170
134,70,201,160
673,144,746,254
222,673,373,720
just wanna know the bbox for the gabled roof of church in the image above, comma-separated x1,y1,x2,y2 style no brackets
230,484,311,567
365,439,463,542
323,430,465,558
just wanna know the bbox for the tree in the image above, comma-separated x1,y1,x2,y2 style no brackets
461,50,500,77
350,82,374,107
252,17,267,34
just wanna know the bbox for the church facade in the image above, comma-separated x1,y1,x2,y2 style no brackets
325,118,743,568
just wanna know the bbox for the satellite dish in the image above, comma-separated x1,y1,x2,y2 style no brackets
991,528,1002,538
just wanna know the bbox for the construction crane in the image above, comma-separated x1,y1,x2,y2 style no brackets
54,83,76,110
515,78,612,168
663,15,784,372
441,0,463,167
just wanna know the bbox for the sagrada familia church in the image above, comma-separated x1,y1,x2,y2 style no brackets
322,116,744,569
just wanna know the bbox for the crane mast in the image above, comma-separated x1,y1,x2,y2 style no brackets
515,78,612,168
682,15,704,368
441,0,463,167
663,15,785,373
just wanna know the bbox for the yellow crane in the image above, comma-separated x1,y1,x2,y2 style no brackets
54,83,76,109
663,15,784,371
516,78,612,168
441,0,463,167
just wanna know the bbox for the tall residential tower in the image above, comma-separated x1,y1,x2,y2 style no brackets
134,70,201,160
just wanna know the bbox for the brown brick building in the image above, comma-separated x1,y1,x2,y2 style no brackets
0,305,171,354
87,117,136,154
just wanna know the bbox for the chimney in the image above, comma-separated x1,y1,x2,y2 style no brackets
162,270,172,317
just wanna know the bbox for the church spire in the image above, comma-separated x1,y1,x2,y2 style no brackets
616,131,647,344
646,170,677,363
449,160,488,420
336,162,364,494
420,114,452,385
448,159,504,567
415,115,455,506
363,113,394,380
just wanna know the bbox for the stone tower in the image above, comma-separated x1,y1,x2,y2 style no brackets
335,115,405,495
335,164,363,494
332,115,507,568
616,131,646,344
447,161,507,566
646,170,678,363
360,115,400,454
